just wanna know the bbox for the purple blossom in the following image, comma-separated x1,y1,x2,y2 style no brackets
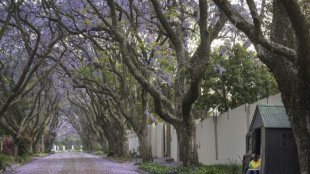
149,57,155,65
214,63,226,75
0,55,5,61
210,16,217,26
224,41,232,48
219,67,226,75
167,1,173,7
254,59,262,68
155,53,162,58
243,40,252,48
220,47,227,55
189,0,198,7
145,38,152,43
183,21,190,28
144,110,158,123
183,44,189,51
144,109,149,115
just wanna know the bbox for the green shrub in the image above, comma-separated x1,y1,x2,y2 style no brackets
138,162,241,174
0,155,12,171
139,162,171,174
225,158,242,174
167,166,200,174
14,155,32,164
165,158,174,163
17,130,32,156
0,154,14,163
196,167,220,174
3,138,14,155
0,154,32,166
93,151,104,155
0,160,11,172
107,150,114,157
32,153,48,157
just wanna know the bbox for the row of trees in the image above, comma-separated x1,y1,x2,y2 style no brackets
0,0,308,173
0,74,64,155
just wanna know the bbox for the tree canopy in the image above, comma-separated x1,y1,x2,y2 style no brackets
0,0,309,172
196,44,279,114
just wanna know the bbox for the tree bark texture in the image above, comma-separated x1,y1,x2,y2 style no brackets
212,0,310,172
267,1,310,173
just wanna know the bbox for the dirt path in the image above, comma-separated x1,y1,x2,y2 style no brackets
4,152,141,174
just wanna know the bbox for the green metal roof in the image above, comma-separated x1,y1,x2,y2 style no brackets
257,105,291,128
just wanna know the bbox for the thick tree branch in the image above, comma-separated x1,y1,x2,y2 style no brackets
280,0,310,65
150,0,182,50
209,10,228,42
213,0,297,60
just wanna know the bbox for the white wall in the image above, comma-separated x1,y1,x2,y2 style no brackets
216,104,248,164
127,93,282,164
170,125,179,161
128,130,139,154
150,123,157,157
155,123,164,158
196,117,218,164
196,93,282,165
128,123,165,157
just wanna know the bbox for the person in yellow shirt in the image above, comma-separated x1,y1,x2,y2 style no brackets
246,154,261,174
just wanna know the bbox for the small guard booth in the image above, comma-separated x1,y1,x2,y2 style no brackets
243,105,300,174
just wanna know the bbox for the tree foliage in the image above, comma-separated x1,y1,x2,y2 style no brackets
196,44,278,113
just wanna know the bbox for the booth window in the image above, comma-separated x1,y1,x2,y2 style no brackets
281,132,295,148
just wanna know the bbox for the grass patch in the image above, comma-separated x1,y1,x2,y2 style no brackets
13,155,33,164
0,155,13,172
0,154,33,164
0,154,33,171
0,154,15,163
138,162,242,174
0,160,12,172
32,153,48,157
108,157,130,163
92,151,104,156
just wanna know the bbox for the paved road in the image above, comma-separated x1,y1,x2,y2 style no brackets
4,152,140,174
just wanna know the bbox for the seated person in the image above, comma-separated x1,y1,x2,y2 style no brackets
246,154,261,174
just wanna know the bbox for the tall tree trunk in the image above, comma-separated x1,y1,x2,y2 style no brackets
137,133,152,162
284,91,310,174
139,89,152,162
107,136,118,156
260,1,310,173
115,128,129,157
99,134,108,153
13,135,21,157
29,141,33,154
13,143,19,157
175,120,199,166
105,131,127,157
